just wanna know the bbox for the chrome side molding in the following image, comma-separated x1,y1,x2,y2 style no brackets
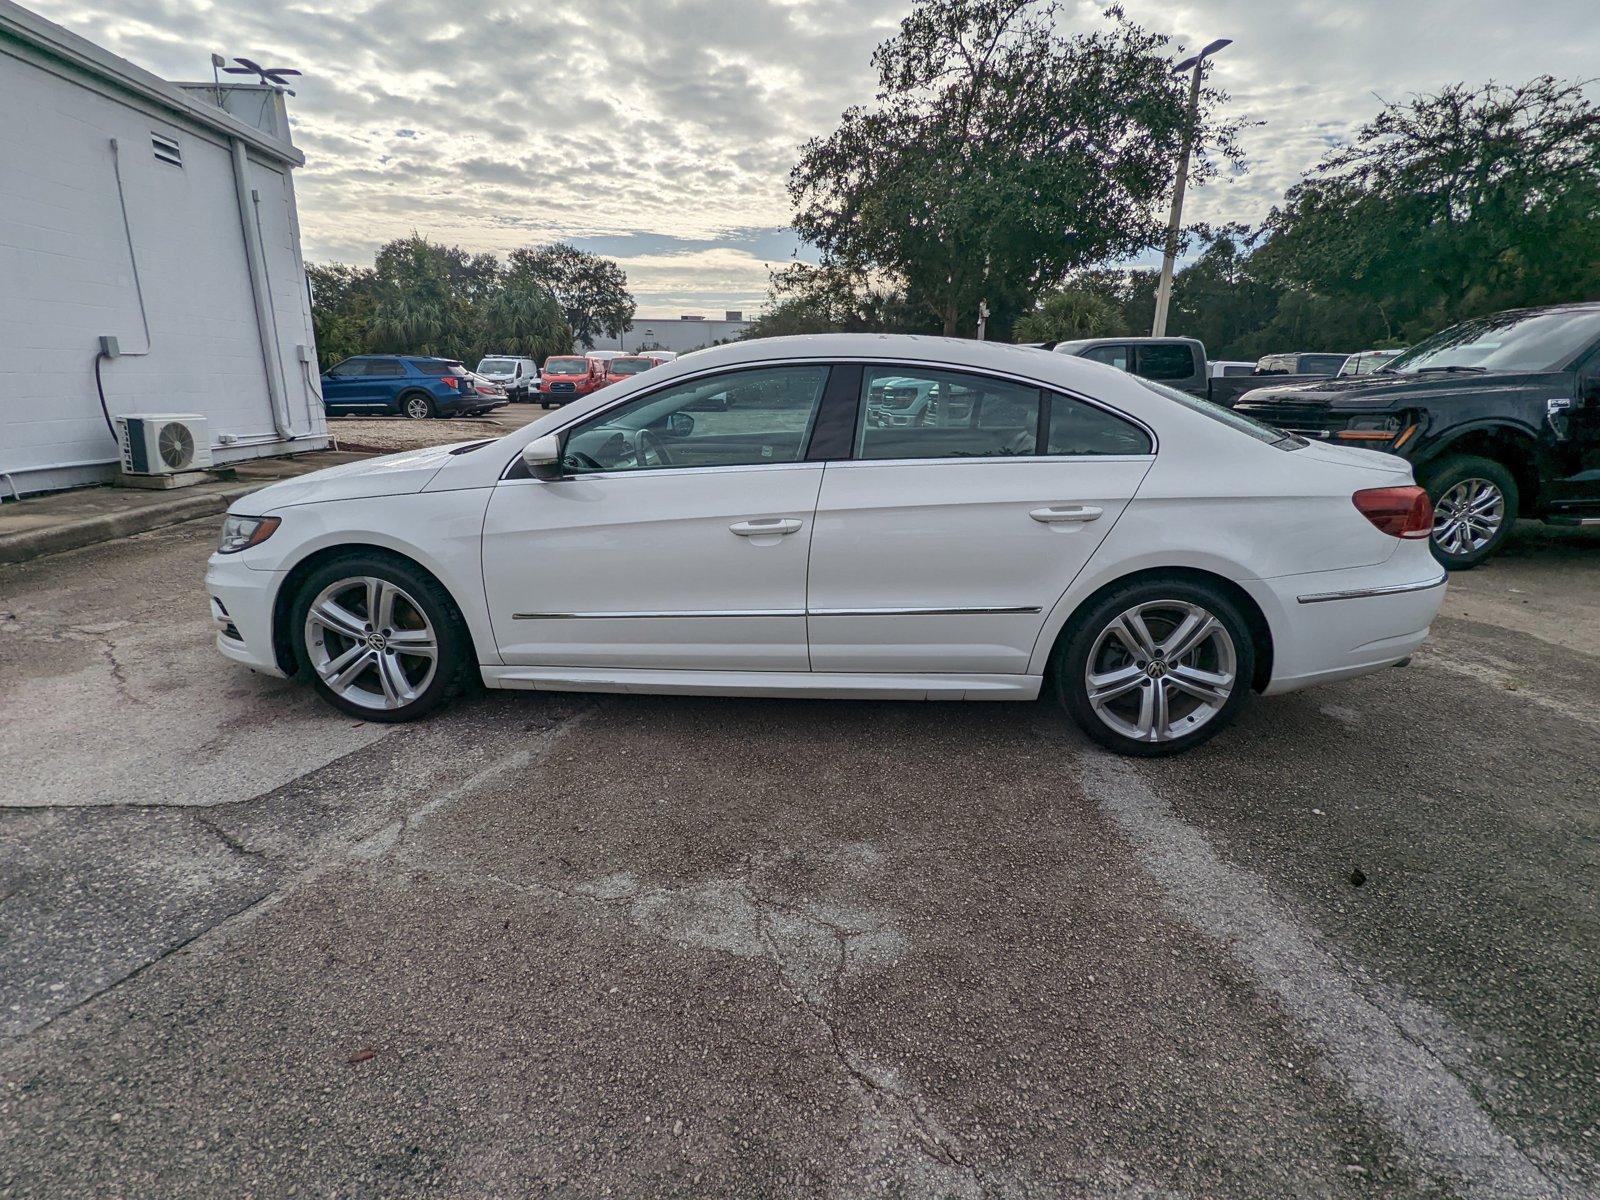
1296,575,1447,604
511,605,1042,621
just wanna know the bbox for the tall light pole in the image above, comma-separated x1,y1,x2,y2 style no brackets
1151,37,1230,338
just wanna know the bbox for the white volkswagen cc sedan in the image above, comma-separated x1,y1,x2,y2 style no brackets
206,335,1445,756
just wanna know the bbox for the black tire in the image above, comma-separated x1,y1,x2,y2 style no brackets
290,552,474,723
1053,576,1256,758
400,391,435,420
1418,454,1517,570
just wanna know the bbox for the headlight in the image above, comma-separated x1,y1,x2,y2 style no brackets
218,514,281,554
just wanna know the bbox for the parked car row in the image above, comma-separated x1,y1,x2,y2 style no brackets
320,356,510,420
320,350,685,420
1050,305,1600,568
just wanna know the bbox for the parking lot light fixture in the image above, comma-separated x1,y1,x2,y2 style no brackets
1152,37,1231,338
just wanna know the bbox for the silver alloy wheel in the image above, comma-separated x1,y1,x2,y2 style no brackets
304,576,438,711
1432,478,1505,556
1085,600,1237,744
404,395,431,419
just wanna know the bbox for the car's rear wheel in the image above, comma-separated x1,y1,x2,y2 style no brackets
291,554,473,722
401,392,434,420
1420,454,1517,570
1054,577,1255,757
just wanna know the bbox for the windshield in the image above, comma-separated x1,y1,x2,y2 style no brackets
546,358,587,375
478,358,516,374
1134,377,1304,450
1385,309,1600,375
609,357,652,375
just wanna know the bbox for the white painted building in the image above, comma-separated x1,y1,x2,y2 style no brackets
0,1,327,497
588,313,754,355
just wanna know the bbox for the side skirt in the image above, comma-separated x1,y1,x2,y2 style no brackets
479,666,1042,701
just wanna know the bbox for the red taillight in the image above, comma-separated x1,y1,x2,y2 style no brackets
1353,486,1433,539
440,376,460,390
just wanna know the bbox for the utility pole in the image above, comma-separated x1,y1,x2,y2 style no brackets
1152,38,1231,338
977,299,989,341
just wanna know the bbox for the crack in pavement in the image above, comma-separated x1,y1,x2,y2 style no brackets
1076,746,1582,1200
0,712,590,1054
456,850,984,1195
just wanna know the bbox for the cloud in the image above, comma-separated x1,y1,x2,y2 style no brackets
23,0,1600,310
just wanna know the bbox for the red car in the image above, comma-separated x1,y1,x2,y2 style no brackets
537,356,607,408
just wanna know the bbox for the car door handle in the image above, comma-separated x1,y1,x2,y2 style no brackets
1030,505,1103,524
729,517,804,537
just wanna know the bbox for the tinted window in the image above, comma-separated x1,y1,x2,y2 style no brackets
1301,355,1349,375
413,360,465,376
1385,309,1600,374
326,359,366,378
857,368,1040,460
366,359,405,377
1136,344,1195,381
1081,344,1130,371
1135,377,1303,450
562,366,829,472
1046,394,1152,456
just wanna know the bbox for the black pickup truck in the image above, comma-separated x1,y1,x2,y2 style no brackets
1235,304,1600,568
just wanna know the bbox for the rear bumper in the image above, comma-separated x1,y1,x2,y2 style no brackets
1247,558,1446,695
205,553,287,677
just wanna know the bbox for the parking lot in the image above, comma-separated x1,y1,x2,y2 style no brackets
1,511,1596,1198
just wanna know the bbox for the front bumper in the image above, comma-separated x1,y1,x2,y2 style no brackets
205,552,287,677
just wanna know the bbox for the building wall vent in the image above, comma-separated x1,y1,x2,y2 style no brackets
151,133,182,167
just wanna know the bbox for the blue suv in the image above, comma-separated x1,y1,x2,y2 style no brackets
320,355,507,420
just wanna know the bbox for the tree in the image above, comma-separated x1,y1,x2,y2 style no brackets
1013,286,1122,342
306,262,378,369
790,0,1244,337
1254,77,1600,342
742,262,933,339
506,243,635,348
370,235,471,358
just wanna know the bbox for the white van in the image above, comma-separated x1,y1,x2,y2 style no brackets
476,355,540,402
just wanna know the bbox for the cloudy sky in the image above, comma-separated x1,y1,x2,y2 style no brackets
28,0,1595,315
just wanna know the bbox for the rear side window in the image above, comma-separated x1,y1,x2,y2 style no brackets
366,359,404,377
857,368,1040,460
414,360,465,376
1135,345,1195,381
1047,394,1153,456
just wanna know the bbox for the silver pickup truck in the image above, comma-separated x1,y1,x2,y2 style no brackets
1047,338,1352,407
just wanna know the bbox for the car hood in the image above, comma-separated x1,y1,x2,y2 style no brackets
1241,370,1559,410
228,442,484,514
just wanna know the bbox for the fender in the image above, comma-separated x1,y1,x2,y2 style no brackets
248,488,504,669
1410,416,1544,470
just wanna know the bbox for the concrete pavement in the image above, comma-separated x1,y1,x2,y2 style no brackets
1,516,1596,1197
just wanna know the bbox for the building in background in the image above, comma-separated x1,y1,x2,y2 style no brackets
588,312,752,355
0,0,326,497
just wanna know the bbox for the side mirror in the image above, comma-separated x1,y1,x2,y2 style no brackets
667,412,695,439
520,433,563,479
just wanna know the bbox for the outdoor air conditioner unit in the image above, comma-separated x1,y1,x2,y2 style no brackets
115,414,213,475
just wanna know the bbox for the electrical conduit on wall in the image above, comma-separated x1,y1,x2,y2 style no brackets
230,136,295,440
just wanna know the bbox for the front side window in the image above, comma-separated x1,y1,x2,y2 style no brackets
856,368,1041,459
326,359,366,378
1135,344,1195,381
560,366,829,473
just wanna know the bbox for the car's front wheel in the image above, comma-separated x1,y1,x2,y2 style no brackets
1055,577,1255,757
291,554,473,722
400,392,435,420
1420,454,1517,570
